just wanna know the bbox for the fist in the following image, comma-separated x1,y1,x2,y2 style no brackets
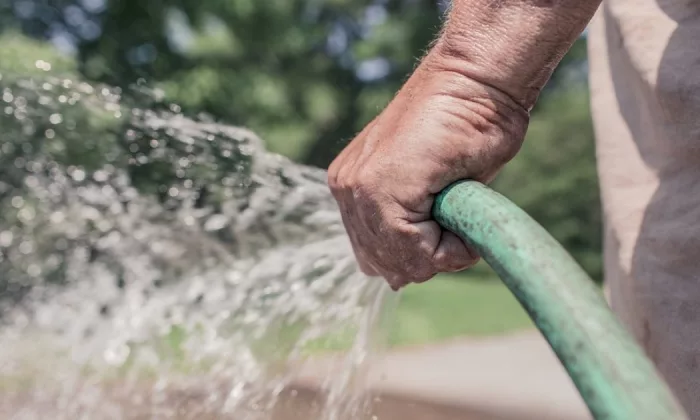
328,51,529,290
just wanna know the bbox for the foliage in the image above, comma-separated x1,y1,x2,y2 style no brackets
0,32,76,76
1,1,585,164
0,0,444,164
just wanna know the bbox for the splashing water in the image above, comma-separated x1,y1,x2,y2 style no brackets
0,65,395,419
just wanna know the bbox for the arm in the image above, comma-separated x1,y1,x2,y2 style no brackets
329,0,602,290
435,0,601,109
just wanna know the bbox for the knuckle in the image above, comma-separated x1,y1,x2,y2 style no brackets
327,169,343,193
401,262,436,284
327,158,355,192
350,173,385,211
328,174,352,201
329,182,344,201
327,158,340,184
409,270,435,284
353,167,380,193
327,172,339,192
433,249,461,268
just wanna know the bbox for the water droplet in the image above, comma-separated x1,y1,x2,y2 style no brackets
14,96,27,108
14,108,27,120
11,196,24,208
204,215,228,232
18,207,36,223
45,129,55,139
93,170,108,182
19,241,34,254
25,176,38,188
50,212,65,224
3,92,13,102
104,343,131,366
27,265,41,277
168,187,179,197
49,113,63,125
35,60,52,71
0,231,14,247
97,220,112,232
72,169,86,182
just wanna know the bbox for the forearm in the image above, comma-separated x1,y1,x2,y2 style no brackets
429,0,601,110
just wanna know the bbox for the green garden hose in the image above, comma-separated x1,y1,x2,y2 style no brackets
432,180,688,420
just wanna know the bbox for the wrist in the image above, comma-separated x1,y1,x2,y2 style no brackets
427,0,600,110
428,32,545,111
416,48,530,130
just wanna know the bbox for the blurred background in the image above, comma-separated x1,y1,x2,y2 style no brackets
0,0,600,347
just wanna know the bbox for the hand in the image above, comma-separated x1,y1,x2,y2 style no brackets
328,50,530,290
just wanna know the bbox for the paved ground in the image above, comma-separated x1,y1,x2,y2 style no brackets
293,330,593,420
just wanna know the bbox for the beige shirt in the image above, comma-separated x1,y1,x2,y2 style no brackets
588,0,700,416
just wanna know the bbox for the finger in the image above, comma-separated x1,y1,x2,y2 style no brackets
334,184,381,278
347,215,408,288
356,248,381,277
328,135,364,198
339,208,380,277
374,268,409,291
432,230,480,273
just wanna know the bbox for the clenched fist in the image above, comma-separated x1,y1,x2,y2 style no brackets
328,48,529,290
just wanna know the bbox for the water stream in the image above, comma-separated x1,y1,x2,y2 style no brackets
0,64,395,419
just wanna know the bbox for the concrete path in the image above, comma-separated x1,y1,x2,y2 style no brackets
294,330,592,420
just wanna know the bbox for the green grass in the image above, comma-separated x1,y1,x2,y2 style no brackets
388,268,534,347
303,263,534,352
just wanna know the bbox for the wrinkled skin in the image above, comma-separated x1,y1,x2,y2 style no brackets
328,49,529,290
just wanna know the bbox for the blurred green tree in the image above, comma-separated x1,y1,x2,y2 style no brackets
0,0,447,163
0,0,586,165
